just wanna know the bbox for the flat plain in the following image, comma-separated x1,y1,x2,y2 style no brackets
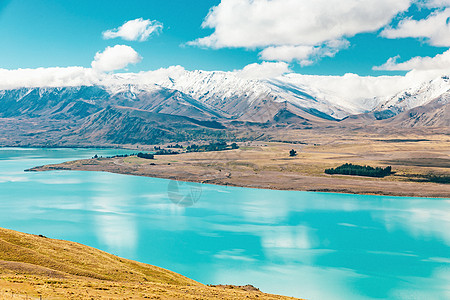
29,131,450,198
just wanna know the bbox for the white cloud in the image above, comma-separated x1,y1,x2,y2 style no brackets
234,61,291,79
102,18,163,42
260,40,350,65
282,73,408,109
0,45,143,89
373,48,450,71
419,0,450,8
0,67,98,90
190,0,411,64
260,46,315,65
91,45,142,72
381,8,450,47
0,64,441,106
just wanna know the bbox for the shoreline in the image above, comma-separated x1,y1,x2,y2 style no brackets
33,168,450,198
27,155,450,198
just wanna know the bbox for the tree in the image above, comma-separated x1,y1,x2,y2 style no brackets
137,152,154,159
231,143,239,149
289,149,297,157
325,163,392,178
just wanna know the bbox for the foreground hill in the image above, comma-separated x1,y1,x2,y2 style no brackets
0,227,298,299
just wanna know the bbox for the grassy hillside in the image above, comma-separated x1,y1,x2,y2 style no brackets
0,228,299,299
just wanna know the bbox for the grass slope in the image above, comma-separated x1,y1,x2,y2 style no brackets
0,228,299,300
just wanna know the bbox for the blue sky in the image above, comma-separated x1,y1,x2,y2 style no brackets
0,0,449,76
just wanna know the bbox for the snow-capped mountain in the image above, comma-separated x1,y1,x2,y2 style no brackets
0,69,448,147
2,70,450,123
373,75,450,120
104,69,366,121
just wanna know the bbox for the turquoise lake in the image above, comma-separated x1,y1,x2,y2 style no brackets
0,148,449,299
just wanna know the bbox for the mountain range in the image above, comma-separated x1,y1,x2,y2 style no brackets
0,69,448,146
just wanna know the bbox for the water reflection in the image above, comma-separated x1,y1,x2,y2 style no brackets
0,148,448,300
375,204,450,246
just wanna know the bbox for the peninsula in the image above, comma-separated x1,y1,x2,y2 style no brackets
28,133,450,198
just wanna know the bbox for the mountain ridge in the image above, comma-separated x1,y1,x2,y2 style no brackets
0,72,448,146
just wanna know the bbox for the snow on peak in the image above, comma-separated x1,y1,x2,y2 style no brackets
2,66,448,121
377,75,450,113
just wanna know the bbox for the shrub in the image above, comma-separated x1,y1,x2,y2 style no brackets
423,174,450,184
137,152,154,159
186,142,238,152
325,163,392,178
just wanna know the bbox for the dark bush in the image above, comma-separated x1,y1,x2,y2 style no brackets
137,152,154,159
186,141,239,152
325,163,392,178
154,149,178,155
422,174,450,184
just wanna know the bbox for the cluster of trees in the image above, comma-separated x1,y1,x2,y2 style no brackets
289,149,297,157
404,173,450,184
93,153,153,159
325,163,392,178
186,142,239,152
167,144,183,149
422,174,450,184
137,152,154,159
93,141,242,160
154,149,179,155
93,154,130,159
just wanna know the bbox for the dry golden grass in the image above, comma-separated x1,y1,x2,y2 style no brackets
30,132,450,197
0,228,299,300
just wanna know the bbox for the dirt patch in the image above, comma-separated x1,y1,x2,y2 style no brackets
383,158,450,168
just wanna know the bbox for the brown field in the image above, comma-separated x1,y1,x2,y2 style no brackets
29,131,450,198
0,228,299,300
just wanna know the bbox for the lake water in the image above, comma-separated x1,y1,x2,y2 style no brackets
0,148,449,299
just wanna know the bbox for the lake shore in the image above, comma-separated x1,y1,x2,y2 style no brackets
27,139,450,198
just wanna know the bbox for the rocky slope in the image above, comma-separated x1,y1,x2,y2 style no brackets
0,71,449,146
372,76,450,120
342,76,450,130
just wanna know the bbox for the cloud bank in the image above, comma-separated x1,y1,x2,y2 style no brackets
2,60,449,110
189,0,412,65
0,67,97,90
103,18,163,42
374,49,450,71
0,45,143,89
